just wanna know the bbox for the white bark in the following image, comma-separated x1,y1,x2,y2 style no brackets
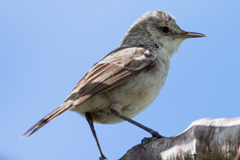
121,117,240,160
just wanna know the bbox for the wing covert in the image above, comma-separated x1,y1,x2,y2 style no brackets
67,47,156,106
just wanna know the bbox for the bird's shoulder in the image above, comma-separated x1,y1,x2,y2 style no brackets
100,46,157,70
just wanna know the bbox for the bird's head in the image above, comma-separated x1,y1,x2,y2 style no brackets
120,11,205,56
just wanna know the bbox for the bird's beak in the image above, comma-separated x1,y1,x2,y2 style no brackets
177,31,206,39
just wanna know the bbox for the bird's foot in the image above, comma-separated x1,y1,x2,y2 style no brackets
99,156,108,160
141,132,164,144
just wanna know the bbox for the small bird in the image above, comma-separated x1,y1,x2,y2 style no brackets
21,11,205,160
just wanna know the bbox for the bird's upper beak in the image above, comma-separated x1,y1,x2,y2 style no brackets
177,31,206,39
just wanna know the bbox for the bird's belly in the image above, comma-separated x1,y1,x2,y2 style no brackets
72,60,169,124
111,69,167,120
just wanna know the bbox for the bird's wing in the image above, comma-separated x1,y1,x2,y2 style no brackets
21,47,157,137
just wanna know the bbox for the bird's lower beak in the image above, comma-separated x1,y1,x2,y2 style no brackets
178,31,206,39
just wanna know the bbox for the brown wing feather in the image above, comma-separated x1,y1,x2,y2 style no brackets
21,47,156,137
69,47,156,103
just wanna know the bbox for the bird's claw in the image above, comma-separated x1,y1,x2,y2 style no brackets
99,156,108,160
141,132,164,144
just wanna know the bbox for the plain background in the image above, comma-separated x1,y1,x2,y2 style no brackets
1,1,240,160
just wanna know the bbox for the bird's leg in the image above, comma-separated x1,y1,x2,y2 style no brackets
110,108,164,144
85,112,107,160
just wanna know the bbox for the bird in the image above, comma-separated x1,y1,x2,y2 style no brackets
21,10,205,160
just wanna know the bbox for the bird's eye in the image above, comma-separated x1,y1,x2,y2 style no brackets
159,27,169,33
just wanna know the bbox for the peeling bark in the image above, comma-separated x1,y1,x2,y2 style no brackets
120,117,240,160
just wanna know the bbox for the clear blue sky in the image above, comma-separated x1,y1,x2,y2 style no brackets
1,1,240,160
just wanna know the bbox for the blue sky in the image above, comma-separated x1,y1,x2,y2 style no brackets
1,1,240,160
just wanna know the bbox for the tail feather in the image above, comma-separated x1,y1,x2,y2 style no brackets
21,101,73,138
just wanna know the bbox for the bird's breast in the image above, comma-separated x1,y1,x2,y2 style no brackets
117,58,169,118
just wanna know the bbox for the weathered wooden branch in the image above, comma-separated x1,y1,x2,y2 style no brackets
120,117,240,160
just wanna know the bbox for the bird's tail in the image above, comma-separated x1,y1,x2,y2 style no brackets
21,101,73,138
